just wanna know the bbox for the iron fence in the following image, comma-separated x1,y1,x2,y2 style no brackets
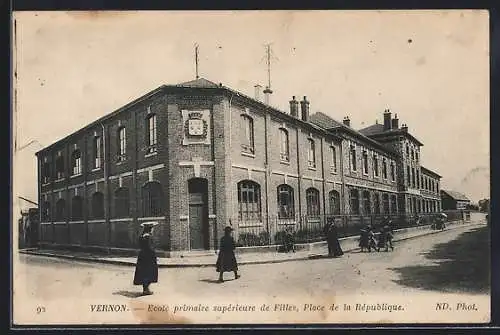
233,210,469,247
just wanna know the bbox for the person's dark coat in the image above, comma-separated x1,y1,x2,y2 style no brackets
326,224,344,257
216,235,238,273
133,233,158,285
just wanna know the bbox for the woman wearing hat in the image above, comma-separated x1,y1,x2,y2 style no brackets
216,226,240,283
133,222,159,295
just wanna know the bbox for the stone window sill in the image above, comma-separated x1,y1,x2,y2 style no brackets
241,151,255,158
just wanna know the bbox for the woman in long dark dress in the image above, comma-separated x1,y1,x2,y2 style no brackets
326,220,344,257
133,222,159,295
216,226,240,283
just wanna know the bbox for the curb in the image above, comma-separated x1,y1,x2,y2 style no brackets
20,221,485,268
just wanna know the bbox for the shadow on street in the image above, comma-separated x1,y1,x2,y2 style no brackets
390,226,490,294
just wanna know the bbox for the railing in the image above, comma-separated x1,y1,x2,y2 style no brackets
233,210,469,247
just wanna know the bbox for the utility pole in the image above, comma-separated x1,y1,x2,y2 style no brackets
262,43,276,104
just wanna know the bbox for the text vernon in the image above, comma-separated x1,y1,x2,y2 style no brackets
90,304,129,312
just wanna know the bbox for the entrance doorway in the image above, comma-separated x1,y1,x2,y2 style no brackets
188,178,209,250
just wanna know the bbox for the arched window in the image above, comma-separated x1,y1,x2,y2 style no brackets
240,114,254,154
329,190,340,215
373,193,381,214
391,195,398,214
142,182,163,217
382,193,390,214
114,187,130,218
277,184,294,219
362,190,371,215
55,199,66,221
237,180,261,221
71,150,82,176
306,188,320,216
91,192,104,219
279,128,289,162
41,201,51,221
71,196,83,220
307,139,316,168
117,127,126,157
350,189,360,214
146,114,157,152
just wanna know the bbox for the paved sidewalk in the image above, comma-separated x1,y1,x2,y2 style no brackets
19,219,485,268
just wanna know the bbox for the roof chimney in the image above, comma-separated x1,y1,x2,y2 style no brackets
289,96,299,117
343,116,351,127
401,123,408,132
254,84,262,102
263,86,273,105
383,109,392,131
300,96,310,122
391,113,399,129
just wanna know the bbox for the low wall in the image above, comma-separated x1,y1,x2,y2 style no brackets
34,214,485,257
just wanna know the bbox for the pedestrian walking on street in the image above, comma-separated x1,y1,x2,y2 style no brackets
326,218,344,257
216,226,240,283
133,221,159,295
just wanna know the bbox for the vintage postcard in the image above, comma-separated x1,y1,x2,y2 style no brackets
12,10,490,325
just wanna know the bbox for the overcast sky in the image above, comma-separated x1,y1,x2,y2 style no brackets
13,10,489,202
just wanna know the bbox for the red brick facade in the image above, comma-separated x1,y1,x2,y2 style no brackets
36,78,441,253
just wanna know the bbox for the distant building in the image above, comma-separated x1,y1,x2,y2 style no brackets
440,190,471,210
35,78,443,254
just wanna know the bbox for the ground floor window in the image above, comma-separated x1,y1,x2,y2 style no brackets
277,184,295,219
350,189,360,215
237,180,261,221
142,182,163,217
306,188,320,217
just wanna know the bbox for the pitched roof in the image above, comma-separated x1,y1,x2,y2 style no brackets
309,112,398,157
309,112,344,129
176,78,220,88
358,123,385,136
441,190,470,201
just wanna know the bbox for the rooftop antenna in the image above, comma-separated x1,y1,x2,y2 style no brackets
194,43,200,79
261,43,278,104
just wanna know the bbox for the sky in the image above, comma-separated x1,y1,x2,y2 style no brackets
13,10,490,204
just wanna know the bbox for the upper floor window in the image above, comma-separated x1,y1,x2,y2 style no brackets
411,167,416,188
330,146,337,173
241,114,254,154
117,127,127,159
307,138,316,168
237,180,261,221
415,151,419,162
373,155,379,177
71,150,82,176
382,158,388,179
391,163,396,181
55,152,65,179
350,145,357,171
277,184,295,219
406,165,411,186
42,159,51,184
405,144,409,157
411,149,415,160
93,136,102,169
362,151,368,174
279,128,289,162
146,114,157,153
